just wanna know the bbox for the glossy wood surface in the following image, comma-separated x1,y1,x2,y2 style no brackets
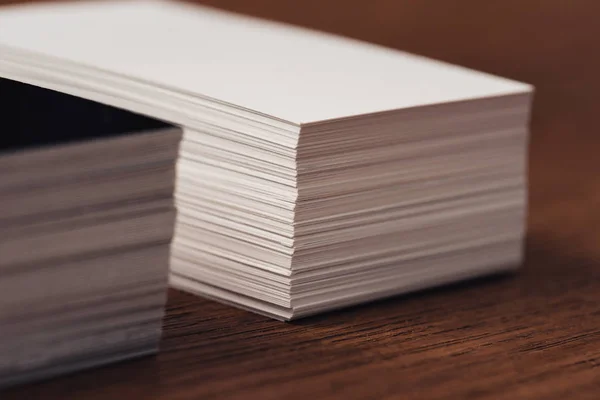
2,1,600,398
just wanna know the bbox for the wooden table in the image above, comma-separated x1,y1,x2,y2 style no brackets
2,1,600,399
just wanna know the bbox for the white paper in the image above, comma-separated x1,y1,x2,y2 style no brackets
0,0,531,124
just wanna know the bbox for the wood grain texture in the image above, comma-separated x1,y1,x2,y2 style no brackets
2,0,600,399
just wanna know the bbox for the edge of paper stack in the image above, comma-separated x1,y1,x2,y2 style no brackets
0,77,182,387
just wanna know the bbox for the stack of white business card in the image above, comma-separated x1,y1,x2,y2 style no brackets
0,77,181,387
172,88,531,320
0,0,533,322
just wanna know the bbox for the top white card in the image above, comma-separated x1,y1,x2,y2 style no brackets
0,0,532,124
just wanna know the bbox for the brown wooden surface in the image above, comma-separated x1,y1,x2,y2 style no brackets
2,1,600,399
